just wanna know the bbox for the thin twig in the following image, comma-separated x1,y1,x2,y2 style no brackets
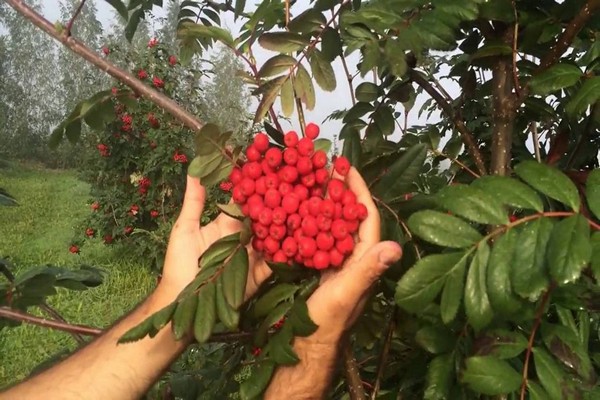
373,196,421,260
530,122,541,162
332,15,356,107
370,311,396,400
519,284,556,400
65,0,86,37
39,303,86,345
343,340,367,400
511,0,521,96
431,149,480,179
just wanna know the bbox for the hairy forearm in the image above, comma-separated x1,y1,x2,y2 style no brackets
265,337,341,400
1,285,189,400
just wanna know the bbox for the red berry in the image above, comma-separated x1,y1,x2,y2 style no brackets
301,173,315,188
297,137,314,156
307,197,322,217
328,179,345,202
509,215,518,223
347,219,359,233
334,202,343,219
311,187,324,198
246,145,262,162
287,213,302,231
168,55,177,66
316,231,334,251
304,258,314,268
273,250,288,264
255,177,267,195
284,131,299,147
343,204,359,220
265,173,279,189
342,190,357,206
264,236,280,254
272,207,287,225
294,184,309,201
320,199,335,218
334,156,351,176
91,201,100,211
150,210,160,218
284,148,298,165
269,224,287,241
329,248,344,267
298,200,310,217
298,237,317,258
252,237,264,252
265,147,283,168
279,182,293,196
232,186,246,204
253,223,269,239
296,157,313,175
102,46,110,55
312,150,327,169
264,189,281,208
336,234,355,255
69,245,80,254
331,219,348,239
258,208,273,226
246,162,263,179
254,133,270,153
317,214,332,231
249,202,264,220
293,228,304,243
315,168,329,185
104,235,114,244
252,347,262,357
282,237,298,257
305,123,320,140
280,166,299,183
230,168,243,184
313,250,330,269
242,204,249,215
301,215,319,237
219,181,233,192
124,226,134,235
247,194,262,207
240,178,256,197
356,203,368,220
85,228,95,238
282,193,300,214
152,76,164,88
261,159,274,175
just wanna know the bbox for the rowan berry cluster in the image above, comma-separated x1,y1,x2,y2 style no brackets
229,123,367,270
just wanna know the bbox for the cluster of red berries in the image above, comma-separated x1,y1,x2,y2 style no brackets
147,113,160,128
97,143,110,157
173,151,188,163
219,181,233,192
152,77,164,88
228,123,367,270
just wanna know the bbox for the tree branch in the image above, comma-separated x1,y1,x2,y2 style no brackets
65,0,86,36
370,312,395,400
5,0,206,134
343,341,367,400
39,303,86,345
409,70,487,176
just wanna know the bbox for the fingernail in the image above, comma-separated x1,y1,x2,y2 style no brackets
378,243,402,266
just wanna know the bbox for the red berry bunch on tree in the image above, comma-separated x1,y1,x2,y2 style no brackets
229,123,367,269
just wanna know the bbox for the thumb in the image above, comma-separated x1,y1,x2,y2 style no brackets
343,241,402,298
177,175,206,225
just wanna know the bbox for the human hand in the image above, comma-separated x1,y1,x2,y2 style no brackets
157,175,272,302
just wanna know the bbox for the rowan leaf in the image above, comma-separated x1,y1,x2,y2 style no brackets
472,175,544,212
222,246,249,309
547,214,592,285
239,361,275,400
565,76,600,116
436,185,509,225
258,54,296,78
216,203,245,220
465,243,493,331
294,64,316,110
487,229,522,316
173,293,199,340
253,283,299,318
415,325,455,354
529,63,583,95
533,347,568,400
309,49,336,91
199,232,240,269
440,255,466,324
216,275,239,330
461,356,521,395
280,78,295,117
514,161,580,212
254,76,287,123
472,329,528,359
374,144,427,202
151,302,177,331
267,326,299,365
118,316,155,343
193,282,216,343
258,32,310,53
424,353,454,400
408,210,482,249
355,82,379,102
187,152,223,179
321,27,342,61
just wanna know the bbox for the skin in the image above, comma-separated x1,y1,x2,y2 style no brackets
1,168,401,400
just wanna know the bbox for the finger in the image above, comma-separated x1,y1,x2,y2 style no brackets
177,175,206,225
344,167,380,245
339,241,402,301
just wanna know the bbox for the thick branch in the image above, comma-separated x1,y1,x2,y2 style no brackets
5,0,205,133
343,341,367,400
490,53,516,176
409,70,487,176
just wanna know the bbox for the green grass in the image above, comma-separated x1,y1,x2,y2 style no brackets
0,162,155,388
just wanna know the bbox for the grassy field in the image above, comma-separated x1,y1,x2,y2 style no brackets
0,162,155,388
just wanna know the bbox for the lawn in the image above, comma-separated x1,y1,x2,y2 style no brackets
0,162,156,388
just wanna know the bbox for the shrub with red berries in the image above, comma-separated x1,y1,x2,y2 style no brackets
229,124,367,270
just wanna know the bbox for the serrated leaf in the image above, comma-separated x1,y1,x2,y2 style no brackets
408,210,482,248
216,275,240,330
472,175,544,212
309,49,336,91
374,144,427,202
253,283,299,318
515,161,580,212
372,105,395,136
258,54,296,78
533,347,567,400
104,0,129,21
461,356,521,395
415,325,455,354
152,302,177,331
321,27,342,61
548,215,592,285
172,294,198,340
287,9,326,34
355,82,379,102
239,361,275,400
511,218,553,301
118,316,155,343
586,169,600,220
436,185,509,225
472,329,528,359
424,353,454,400
384,39,407,77
294,64,315,110
254,76,287,123
258,32,310,53
440,256,466,324
287,299,318,336
343,102,374,123
199,233,240,271
465,243,493,331
222,246,248,309
193,282,216,343
396,252,469,312
280,78,295,117
530,63,583,95
565,77,600,116
487,229,522,316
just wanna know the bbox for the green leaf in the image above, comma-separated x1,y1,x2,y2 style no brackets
424,353,454,400
461,356,521,395
258,32,310,53
125,8,143,42
234,0,245,17
118,315,156,343
465,243,493,331
104,0,129,22
222,246,249,309
440,254,466,324
591,233,600,282
216,203,245,219
395,252,469,312
374,144,427,202
280,78,295,117
239,361,275,400
309,49,336,91
202,157,234,187
541,323,595,383
566,77,600,116
436,185,509,225
199,233,240,270
254,76,287,123
321,27,342,61
313,138,332,153
287,9,326,34
415,325,455,354
547,215,592,285
528,381,551,400
529,63,583,95
472,329,528,359
264,122,285,145
194,123,223,155
514,161,580,212
253,283,299,318
254,302,294,346
267,326,300,365
343,102,374,123
384,39,407,77
258,54,296,78
193,282,216,343
287,299,318,336
586,169,600,220
533,347,567,400
487,229,522,316
178,22,235,47
511,218,553,301
172,294,198,340
294,64,316,110
355,82,379,102
471,43,512,60
408,210,482,248
187,152,223,179
341,126,362,167
152,302,177,331
372,105,395,136
216,275,239,330
472,175,544,212
266,261,307,283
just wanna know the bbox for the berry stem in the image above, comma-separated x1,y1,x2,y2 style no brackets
65,0,86,37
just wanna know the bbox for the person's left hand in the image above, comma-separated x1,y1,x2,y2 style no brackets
158,176,272,301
